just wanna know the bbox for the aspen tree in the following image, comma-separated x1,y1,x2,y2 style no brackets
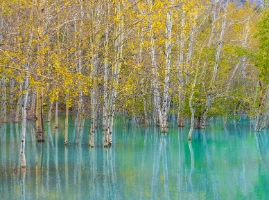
185,0,209,139
102,0,110,133
35,0,49,140
74,0,85,144
147,0,161,127
20,66,29,168
160,0,173,133
104,0,125,147
89,0,103,147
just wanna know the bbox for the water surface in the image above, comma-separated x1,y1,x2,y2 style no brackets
1,117,269,199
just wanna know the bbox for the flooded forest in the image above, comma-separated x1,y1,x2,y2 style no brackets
1,0,269,199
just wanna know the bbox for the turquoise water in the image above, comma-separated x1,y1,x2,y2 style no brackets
1,117,269,199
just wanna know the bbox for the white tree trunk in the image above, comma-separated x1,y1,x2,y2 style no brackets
160,8,173,133
187,54,200,140
103,26,109,144
149,23,162,127
104,2,124,147
74,0,84,144
20,67,29,168
88,3,102,147
89,57,98,147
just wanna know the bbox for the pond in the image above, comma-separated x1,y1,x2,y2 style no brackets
1,116,269,199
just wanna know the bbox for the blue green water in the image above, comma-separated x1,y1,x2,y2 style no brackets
1,117,269,199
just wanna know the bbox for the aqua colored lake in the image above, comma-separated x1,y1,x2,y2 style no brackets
1,116,269,199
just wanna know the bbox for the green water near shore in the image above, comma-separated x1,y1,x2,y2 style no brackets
1,117,269,199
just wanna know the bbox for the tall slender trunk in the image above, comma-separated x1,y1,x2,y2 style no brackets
20,66,29,168
88,2,101,147
188,96,195,141
20,15,34,167
89,57,98,147
102,22,109,132
187,55,200,140
104,1,124,147
160,7,173,133
75,101,83,142
74,1,84,144
149,23,161,128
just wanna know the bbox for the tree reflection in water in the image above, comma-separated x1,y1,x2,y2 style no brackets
1,119,269,199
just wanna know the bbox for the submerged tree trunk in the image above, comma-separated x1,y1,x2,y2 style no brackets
188,102,195,141
73,0,84,144
160,6,173,133
75,92,84,144
89,57,98,147
36,89,44,142
64,100,69,146
20,67,29,168
103,27,109,145
149,20,161,129
187,48,200,140
102,23,109,132
88,2,101,147
104,1,124,147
